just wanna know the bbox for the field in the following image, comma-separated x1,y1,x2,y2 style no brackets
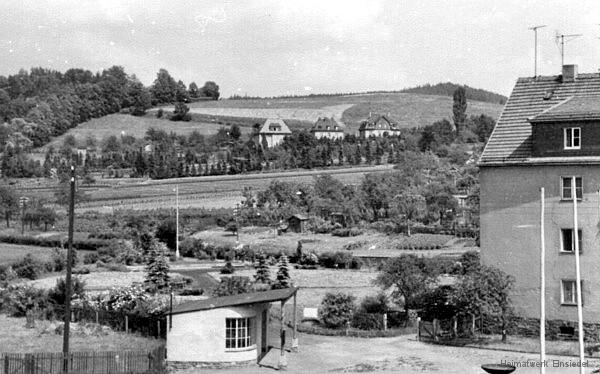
186,92,504,132
13,164,394,212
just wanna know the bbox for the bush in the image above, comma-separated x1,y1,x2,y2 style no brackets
318,292,356,328
0,264,17,284
212,276,252,297
12,254,46,280
0,285,50,317
178,237,203,258
351,311,383,330
178,288,204,296
359,293,389,314
83,252,99,264
331,228,363,237
350,257,363,270
48,277,87,313
220,261,235,274
156,108,164,118
50,247,78,272
298,252,319,266
0,234,108,251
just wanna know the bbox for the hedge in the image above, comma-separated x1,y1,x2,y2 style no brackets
0,235,109,251
297,321,409,338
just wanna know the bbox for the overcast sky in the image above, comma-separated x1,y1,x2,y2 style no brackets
2,0,600,98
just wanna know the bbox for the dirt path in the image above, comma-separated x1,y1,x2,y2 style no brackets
186,333,600,374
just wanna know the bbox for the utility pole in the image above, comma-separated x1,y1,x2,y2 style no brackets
234,203,240,242
175,184,180,259
529,25,546,77
62,165,76,374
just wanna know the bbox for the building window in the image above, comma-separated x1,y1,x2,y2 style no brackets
561,280,583,306
561,177,582,200
225,317,255,349
564,127,581,150
560,229,582,253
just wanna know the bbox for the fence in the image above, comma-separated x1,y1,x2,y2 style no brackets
71,308,167,339
1,346,165,374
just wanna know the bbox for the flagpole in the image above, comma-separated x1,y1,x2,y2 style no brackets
175,184,180,259
540,187,546,374
572,177,584,373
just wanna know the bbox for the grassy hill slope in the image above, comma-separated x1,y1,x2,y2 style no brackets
39,92,503,152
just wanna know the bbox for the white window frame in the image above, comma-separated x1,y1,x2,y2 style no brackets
560,176,582,200
561,279,583,306
559,228,582,253
225,317,256,350
564,127,581,150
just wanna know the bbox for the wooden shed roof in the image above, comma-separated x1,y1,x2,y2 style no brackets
170,287,298,315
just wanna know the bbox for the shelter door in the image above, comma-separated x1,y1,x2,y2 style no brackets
259,309,268,361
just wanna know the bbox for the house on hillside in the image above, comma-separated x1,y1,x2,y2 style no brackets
479,64,600,332
167,288,298,369
358,113,401,138
253,118,292,148
310,117,345,140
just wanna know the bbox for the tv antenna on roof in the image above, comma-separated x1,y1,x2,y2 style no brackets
529,25,547,77
555,31,582,67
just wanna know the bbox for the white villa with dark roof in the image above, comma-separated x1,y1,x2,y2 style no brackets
310,117,345,140
479,64,600,331
358,114,401,138
254,118,292,148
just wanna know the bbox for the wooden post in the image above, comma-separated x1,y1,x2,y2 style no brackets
383,313,388,331
291,292,298,352
452,316,458,338
125,315,128,333
95,311,99,325
278,300,287,370
4,355,9,374
157,320,161,337
417,317,421,341
433,319,439,342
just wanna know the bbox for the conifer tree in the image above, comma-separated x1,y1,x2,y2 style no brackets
145,239,170,292
272,254,291,289
254,251,271,284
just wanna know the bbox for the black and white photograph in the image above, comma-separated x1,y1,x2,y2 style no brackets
1,1,600,373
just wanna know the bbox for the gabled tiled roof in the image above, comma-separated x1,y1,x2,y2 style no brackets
479,73,600,166
311,117,345,132
529,95,600,123
259,118,292,135
358,114,400,131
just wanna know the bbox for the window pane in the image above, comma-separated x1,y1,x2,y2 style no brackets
576,177,583,199
562,229,573,251
574,128,580,146
562,178,572,199
566,129,573,147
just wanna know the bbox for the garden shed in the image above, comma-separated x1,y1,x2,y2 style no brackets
167,287,299,370
287,214,309,233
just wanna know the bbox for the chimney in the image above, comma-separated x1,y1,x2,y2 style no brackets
562,64,578,82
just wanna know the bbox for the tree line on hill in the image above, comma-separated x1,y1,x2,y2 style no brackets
0,66,219,176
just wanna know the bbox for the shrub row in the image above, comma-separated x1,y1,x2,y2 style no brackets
319,252,362,269
0,235,109,251
297,322,408,338
396,245,443,250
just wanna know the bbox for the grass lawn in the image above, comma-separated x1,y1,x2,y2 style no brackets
0,314,163,353
0,243,59,264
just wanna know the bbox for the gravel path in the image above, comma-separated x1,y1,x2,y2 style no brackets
181,333,600,374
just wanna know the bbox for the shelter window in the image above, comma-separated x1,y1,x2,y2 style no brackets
225,317,256,349
564,127,581,150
